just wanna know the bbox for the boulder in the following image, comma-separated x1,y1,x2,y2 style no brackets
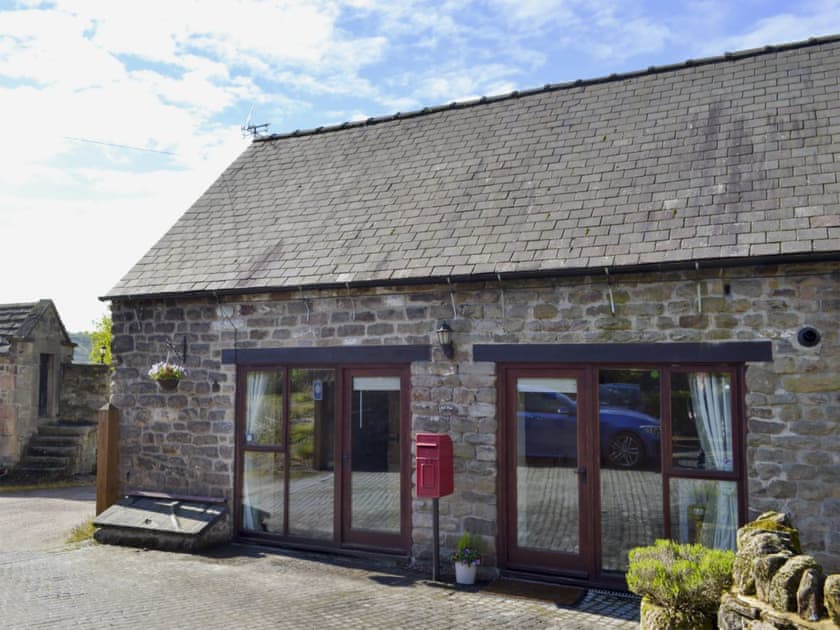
768,555,819,612
825,574,840,626
795,567,824,622
734,531,796,595
737,512,801,556
755,553,793,602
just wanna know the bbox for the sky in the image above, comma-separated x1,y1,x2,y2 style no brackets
2,0,840,332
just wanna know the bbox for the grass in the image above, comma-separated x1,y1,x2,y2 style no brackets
66,518,96,544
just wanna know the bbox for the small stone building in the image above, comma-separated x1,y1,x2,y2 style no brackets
0,300,74,468
104,36,840,586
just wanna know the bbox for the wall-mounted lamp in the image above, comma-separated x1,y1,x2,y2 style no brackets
212,379,221,393
436,320,454,359
99,345,107,364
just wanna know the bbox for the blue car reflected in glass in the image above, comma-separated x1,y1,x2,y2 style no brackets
521,392,661,469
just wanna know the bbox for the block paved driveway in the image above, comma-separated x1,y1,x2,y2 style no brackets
0,486,640,629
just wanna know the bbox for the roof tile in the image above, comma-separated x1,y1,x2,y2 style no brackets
107,37,840,299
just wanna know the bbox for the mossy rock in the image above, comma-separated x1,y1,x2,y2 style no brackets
825,574,840,626
768,555,820,612
640,597,714,630
737,512,801,555
734,532,793,595
755,552,793,602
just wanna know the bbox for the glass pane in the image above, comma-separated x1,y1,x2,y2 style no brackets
670,478,737,550
350,376,401,533
245,370,284,446
671,372,733,471
516,377,579,553
288,369,335,540
242,451,285,533
599,369,663,572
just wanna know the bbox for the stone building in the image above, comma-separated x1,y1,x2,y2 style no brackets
0,300,75,468
104,36,840,586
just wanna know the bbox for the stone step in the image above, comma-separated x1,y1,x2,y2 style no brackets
37,423,95,437
21,455,70,468
27,444,78,457
29,435,80,447
14,465,68,477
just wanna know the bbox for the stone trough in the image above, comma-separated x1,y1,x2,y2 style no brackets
94,491,228,552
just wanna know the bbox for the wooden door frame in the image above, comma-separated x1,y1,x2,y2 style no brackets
497,365,596,579
233,363,412,555
339,365,411,553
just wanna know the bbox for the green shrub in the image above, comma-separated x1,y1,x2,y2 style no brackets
627,539,734,622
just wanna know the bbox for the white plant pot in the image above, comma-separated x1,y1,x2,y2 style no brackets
454,561,477,585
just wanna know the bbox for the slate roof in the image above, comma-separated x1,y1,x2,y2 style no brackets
0,300,70,354
107,35,840,300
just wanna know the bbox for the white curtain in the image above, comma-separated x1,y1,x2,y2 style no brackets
688,372,736,550
242,372,270,530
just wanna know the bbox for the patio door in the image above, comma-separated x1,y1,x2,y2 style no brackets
502,365,670,583
237,365,409,553
341,368,409,551
503,368,594,577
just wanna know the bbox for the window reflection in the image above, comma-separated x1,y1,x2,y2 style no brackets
671,372,733,472
670,478,737,550
598,369,663,572
245,370,284,446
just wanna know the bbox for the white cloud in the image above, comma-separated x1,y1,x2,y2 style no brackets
697,3,840,56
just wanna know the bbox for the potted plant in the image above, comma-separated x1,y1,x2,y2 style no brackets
626,539,734,629
452,531,483,585
148,361,187,391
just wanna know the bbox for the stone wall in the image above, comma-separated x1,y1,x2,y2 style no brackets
110,261,840,571
720,511,840,629
0,356,17,467
60,364,111,423
0,308,74,468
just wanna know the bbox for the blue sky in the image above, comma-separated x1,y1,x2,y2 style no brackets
2,0,840,331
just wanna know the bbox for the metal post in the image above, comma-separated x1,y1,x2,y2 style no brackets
432,497,440,581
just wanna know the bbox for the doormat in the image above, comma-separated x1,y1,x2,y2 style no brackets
481,579,586,606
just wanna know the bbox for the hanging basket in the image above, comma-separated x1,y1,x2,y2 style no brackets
156,378,180,392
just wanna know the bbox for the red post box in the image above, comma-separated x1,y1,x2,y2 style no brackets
415,433,454,498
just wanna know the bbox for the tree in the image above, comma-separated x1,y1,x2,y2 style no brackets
88,314,112,365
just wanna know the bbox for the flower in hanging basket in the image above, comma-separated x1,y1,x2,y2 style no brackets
451,531,483,567
148,361,187,382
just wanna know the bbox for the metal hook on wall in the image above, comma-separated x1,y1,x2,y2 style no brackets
345,282,356,321
497,273,506,321
604,268,616,316
163,335,187,364
695,261,703,314
299,286,311,322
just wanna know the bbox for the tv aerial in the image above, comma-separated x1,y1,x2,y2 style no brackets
241,106,270,138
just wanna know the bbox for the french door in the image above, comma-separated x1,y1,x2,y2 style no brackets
502,363,743,583
237,365,409,553
341,368,409,550
502,367,594,577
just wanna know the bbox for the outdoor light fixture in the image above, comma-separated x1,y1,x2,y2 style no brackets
436,320,454,359
99,345,107,364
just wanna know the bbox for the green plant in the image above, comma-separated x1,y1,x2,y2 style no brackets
148,361,187,381
627,539,734,624
452,532,483,566
66,518,96,544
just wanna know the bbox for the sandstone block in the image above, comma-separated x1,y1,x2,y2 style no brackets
768,555,819,612
734,531,795,595
755,552,793,602
825,574,840,626
796,567,824,622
